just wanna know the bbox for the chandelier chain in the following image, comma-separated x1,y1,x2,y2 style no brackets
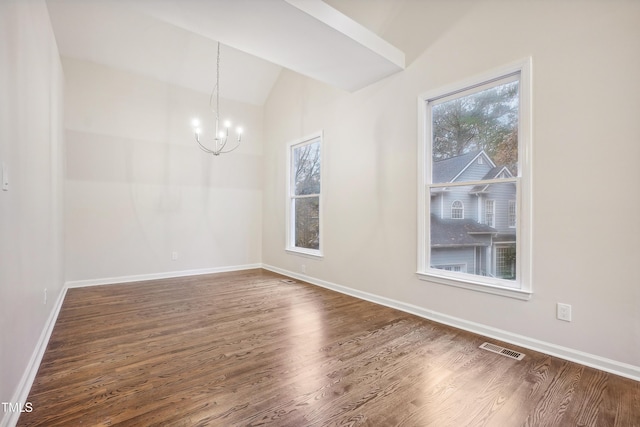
215,41,220,123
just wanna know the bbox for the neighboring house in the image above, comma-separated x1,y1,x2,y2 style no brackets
430,150,517,279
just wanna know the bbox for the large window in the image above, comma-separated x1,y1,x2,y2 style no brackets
418,59,532,299
287,133,322,256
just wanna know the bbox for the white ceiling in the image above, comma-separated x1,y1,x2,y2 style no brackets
46,0,405,106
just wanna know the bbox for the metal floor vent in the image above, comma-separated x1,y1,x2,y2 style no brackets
280,279,297,284
479,342,525,360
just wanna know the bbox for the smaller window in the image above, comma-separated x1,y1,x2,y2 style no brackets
508,200,516,227
451,200,464,219
478,157,484,165
287,132,322,256
496,246,516,279
435,264,465,272
485,200,495,227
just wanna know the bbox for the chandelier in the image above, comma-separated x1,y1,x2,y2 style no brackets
191,42,243,156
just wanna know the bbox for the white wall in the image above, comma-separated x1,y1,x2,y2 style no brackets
2,3,638,417
63,58,262,282
0,0,65,411
263,0,640,369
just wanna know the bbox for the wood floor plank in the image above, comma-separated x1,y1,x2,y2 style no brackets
17,270,640,426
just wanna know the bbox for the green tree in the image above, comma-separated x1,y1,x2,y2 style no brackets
433,81,518,171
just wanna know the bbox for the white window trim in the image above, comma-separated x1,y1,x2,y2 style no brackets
417,58,533,300
286,131,324,258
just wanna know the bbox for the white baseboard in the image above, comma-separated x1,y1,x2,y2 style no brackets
65,264,263,288
2,286,68,427
262,264,640,382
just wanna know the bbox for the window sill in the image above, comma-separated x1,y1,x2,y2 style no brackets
286,247,323,259
416,271,532,300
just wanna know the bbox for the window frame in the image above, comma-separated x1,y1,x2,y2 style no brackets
485,200,495,227
451,200,464,219
508,199,517,228
286,131,323,258
417,59,532,300
495,245,517,279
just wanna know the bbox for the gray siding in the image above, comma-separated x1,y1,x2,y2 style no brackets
482,182,516,233
430,151,517,279
431,247,475,274
440,185,478,220
456,155,493,182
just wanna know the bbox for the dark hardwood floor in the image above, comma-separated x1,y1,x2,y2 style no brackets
18,269,639,426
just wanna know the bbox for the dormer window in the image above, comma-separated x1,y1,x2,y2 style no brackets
478,157,484,165
451,201,464,219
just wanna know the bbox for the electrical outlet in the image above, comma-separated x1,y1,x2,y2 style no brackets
301,264,306,274
557,303,572,322
171,251,179,261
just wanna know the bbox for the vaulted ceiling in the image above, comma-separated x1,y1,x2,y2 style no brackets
46,0,408,106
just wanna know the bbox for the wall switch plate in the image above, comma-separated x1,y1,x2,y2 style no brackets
557,303,572,322
171,251,178,261
2,162,8,191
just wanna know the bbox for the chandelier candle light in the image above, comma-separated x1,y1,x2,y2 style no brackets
192,42,243,156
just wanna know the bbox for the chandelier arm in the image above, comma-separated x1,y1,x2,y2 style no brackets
195,136,216,155
217,136,229,152
215,141,241,154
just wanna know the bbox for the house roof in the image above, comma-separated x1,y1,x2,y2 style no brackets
470,166,514,194
432,150,499,183
430,215,496,247
432,151,482,183
492,234,516,243
482,166,511,180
